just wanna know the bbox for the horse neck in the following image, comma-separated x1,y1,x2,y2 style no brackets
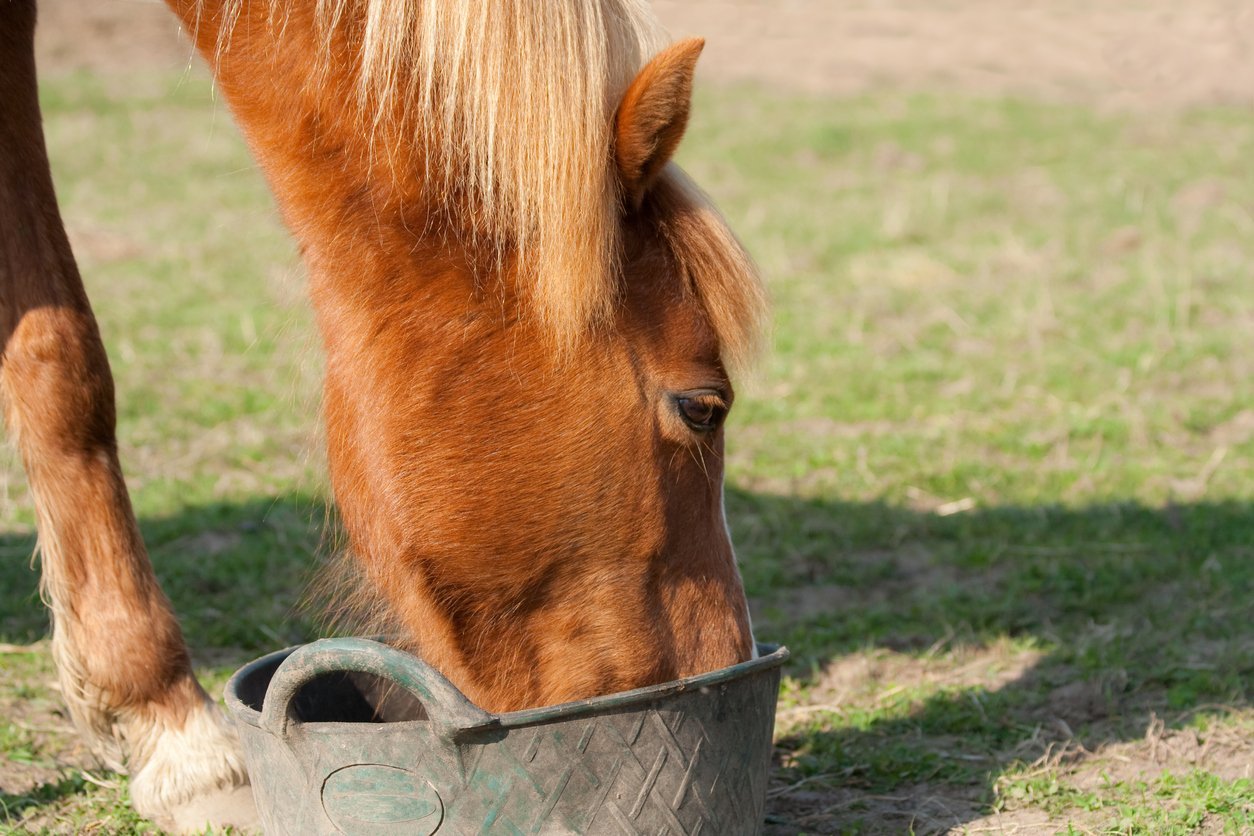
171,0,543,599
166,0,497,561
166,2,470,304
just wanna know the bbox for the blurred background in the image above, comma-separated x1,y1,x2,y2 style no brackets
2,1,1251,832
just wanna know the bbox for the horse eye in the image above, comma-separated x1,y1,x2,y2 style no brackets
675,394,728,433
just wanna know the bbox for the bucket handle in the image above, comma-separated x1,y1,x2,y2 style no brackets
260,637,497,739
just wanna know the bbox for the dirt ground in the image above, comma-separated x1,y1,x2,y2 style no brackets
35,0,1254,109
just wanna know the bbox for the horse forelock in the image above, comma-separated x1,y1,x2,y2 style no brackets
644,167,769,375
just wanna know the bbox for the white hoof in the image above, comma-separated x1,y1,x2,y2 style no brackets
126,701,255,832
159,782,260,835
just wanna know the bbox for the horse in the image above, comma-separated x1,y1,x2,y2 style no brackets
0,0,766,829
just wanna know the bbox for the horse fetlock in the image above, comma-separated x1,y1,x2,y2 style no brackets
124,696,254,830
48,626,127,770
51,630,252,828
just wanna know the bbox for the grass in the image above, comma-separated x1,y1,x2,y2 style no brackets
0,68,1250,834
681,86,1251,833
997,769,1253,834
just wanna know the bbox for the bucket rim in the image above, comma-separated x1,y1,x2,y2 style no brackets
226,641,788,731
497,643,788,728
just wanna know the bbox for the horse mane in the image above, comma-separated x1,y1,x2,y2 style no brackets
338,0,665,350
208,0,764,360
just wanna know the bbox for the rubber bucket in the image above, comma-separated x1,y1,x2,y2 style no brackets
225,637,788,835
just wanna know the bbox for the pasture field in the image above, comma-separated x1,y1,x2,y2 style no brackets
1,62,1252,836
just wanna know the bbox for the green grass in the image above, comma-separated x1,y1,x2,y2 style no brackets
998,770,1253,834
0,71,1251,833
679,86,1251,832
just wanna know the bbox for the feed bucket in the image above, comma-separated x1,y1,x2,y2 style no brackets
225,637,788,834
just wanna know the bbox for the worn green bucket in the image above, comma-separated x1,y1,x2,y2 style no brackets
225,637,788,834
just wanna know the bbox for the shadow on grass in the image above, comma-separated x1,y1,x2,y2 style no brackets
0,773,89,822
1,490,1250,832
728,489,1253,833
0,495,329,662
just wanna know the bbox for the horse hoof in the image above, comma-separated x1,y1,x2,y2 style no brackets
124,698,255,832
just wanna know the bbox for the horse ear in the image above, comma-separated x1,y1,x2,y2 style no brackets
614,38,705,209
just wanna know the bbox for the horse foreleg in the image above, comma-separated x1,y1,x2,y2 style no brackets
0,4,252,830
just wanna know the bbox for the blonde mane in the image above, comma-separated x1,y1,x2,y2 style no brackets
213,0,764,359
332,0,662,345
